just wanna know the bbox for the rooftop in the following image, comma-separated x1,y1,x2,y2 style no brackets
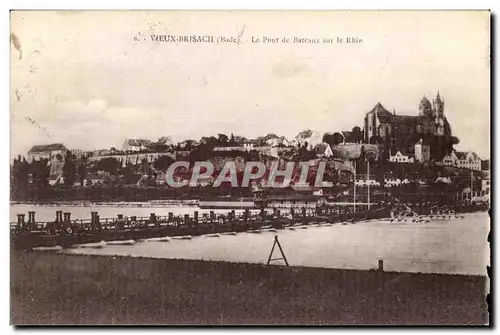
28,143,67,153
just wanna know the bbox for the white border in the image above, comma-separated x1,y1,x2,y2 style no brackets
2,0,497,333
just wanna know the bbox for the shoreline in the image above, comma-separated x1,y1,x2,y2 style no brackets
11,251,489,325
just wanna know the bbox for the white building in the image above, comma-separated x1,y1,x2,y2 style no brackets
442,151,458,167
314,143,333,158
355,178,381,187
243,142,254,151
435,176,452,184
455,151,482,171
294,129,324,150
389,150,414,163
122,139,152,152
27,143,67,162
384,178,401,188
441,151,482,171
414,139,431,163
266,136,290,147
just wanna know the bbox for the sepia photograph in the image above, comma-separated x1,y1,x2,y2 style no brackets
9,10,490,325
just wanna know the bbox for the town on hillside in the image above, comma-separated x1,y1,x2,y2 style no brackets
11,93,490,203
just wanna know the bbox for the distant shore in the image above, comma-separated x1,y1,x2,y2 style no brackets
10,199,199,207
11,251,488,325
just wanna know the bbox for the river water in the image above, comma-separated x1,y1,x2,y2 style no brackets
10,204,490,276
10,203,257,222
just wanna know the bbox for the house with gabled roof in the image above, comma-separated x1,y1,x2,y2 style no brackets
442,150,482,171
27,143,67,161
389,147,414,163
314,143,333,158
122,139,152,152
455,151,482,171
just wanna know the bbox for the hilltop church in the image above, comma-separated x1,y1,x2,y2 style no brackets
363,92,459,161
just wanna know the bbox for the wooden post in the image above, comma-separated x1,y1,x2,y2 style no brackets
150,213,159,227
55,211,63,223
95,214,101,231
17,214,25,229
194,211,199,226
28,211,35,224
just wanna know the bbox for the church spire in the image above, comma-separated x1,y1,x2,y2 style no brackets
436,90,442,103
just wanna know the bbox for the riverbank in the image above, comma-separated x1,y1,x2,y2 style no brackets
11,251,488,325
10,199,199,207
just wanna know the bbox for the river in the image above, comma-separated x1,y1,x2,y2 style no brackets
11,204,490,276
10,203,259,222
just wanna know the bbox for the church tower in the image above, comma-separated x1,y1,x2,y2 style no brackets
433,92,445,136
418,96,433,117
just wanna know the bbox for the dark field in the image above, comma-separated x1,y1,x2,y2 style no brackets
11,251,489,325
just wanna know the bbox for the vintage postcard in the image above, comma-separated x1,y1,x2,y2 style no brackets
10,10,490,325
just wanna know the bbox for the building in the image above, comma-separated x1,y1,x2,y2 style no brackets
442,151,458,167
363,92,458,160
314,143,333,158
455,151,482,171
482,159,490,171
435,176,452,184
482,176,490,194
389,149,414,163
27,143,67,161
355,178,381,187
69,149,83,159
243,141,255,151
384,177,401,188
294,129,324,150
441,151,482,171
122,139,152,152
266,136,290,147
414,139,431,163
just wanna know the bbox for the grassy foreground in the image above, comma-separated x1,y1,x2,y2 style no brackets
11,251,488,325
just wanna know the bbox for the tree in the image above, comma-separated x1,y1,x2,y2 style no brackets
369,136,382,145
153,155,175,171
63,151,77,186
78,156,88,186
229,133,236,146
151,142,168,153
97,157,121,175
217,133,229,146
119,162,136,185
30,158,50,186
351,126,363,143
199,136,218,150
11,156,30,188
139,158,152,175
322,133,335,146
323,132,344,146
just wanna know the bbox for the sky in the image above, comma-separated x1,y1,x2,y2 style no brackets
10,11,490,159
